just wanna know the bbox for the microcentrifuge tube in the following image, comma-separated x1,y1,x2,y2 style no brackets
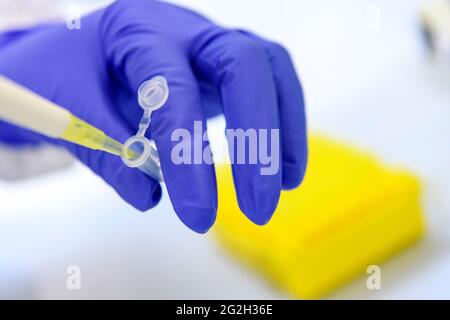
121,76,169,182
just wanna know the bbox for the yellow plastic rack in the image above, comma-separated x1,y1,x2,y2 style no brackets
214,135,425,299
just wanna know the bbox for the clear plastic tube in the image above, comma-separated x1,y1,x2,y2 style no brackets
121,76,169,182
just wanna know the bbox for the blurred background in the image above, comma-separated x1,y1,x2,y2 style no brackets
0,0,449,299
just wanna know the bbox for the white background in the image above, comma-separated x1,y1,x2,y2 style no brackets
0,0,449,299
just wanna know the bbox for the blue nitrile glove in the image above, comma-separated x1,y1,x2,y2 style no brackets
0,0,307,233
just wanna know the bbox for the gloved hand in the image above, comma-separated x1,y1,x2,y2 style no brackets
0,0,307,233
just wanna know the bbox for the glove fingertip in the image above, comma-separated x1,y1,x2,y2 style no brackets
174,205,217,234
239,200,278,226
282,146,308,190
235,181,281,227
282,166,306,190
133,182,163,212
105,161,163,212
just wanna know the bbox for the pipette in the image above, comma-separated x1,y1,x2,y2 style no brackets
0,75,168,181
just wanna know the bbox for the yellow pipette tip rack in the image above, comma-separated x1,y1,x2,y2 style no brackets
214,134,425,299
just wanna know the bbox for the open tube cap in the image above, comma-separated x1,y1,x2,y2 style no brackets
137,76,169,112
